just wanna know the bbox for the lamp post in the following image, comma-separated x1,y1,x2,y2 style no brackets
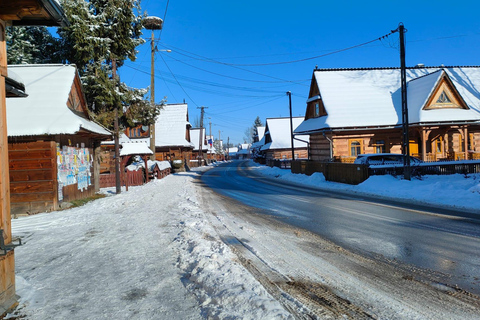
144,16,164,160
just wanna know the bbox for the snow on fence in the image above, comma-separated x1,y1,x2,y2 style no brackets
292,160,480,185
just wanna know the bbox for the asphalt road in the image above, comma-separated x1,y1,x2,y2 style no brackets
201,160,480,295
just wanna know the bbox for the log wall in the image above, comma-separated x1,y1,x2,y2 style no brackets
8,141,57,215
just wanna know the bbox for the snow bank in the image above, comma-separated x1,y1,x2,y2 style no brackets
249,163,480,213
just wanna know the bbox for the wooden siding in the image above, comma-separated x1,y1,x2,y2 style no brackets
8,141,57,215
265,148,308,160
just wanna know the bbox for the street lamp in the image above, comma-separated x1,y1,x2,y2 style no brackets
143,16,163,160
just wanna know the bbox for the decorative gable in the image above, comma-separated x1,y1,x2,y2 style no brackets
424,73,469,110
305,74,327,120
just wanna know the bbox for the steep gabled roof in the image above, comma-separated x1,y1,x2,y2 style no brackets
295,66,480,134
7,64,111,138
155,104,194,148
261,117,309,151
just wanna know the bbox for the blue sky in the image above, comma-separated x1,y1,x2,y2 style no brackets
118,0,480,145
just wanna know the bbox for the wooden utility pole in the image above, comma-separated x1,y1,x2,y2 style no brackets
113,59,121,194
398,23,411,180
149,29,156,160
197,106,207,163
144,16,164,160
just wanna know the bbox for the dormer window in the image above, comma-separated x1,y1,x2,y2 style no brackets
436,91,451,104
424,73,469,110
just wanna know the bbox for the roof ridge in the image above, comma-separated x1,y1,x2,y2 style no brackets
407,69,443,83
313,66,480,72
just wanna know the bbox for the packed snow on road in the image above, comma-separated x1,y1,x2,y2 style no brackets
6,161,480,319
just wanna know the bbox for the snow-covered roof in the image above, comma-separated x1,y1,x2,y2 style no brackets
261,117,309,151
7,64,111,137
228,147,238,154
120,141,153,156
190,128,214,152
256,126,266,141
155,104,194,148
295,67,480,134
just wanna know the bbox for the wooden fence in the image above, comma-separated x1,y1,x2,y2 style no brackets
291,160,480,185
291,160,368,185
266,159,292,169
99,167,171,189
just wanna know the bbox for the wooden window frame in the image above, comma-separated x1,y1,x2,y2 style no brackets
349,139,363,157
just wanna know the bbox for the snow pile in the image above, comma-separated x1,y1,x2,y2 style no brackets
173,193,289,319
126,159,171,172
9,170,288,319
250,163,480,212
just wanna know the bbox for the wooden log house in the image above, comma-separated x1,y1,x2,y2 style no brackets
153,103,194,169
295,67,480,162
7,65,111,215
260,117,309,160
0,0,69,314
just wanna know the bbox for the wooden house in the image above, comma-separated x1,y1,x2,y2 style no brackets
7,64,111,215
190,128,217,165
0,0,68,314
294,67,480,162
153,103,194,167
260,117,309,160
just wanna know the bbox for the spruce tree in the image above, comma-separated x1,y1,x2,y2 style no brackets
59,0,147,129
6,26,62,64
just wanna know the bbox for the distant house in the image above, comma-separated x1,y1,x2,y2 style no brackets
237,143,251,160
7,65,111,214
295,67,480,162
190,128,217,163
251,126,266,161
154,103,194,167
227,147,238,159
261,117,309,160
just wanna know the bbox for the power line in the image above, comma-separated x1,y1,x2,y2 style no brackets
158,43,309,85
158,53,199,107
160,30,397,67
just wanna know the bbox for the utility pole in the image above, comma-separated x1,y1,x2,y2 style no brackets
209,121,212,159
197,106,207,163
144,16,164,161
287,91,295,161
113,58,121,194
398,23,411,180
149,29,156,161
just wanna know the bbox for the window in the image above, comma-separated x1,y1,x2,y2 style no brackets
375,140,385,153
436,91,451,104
469,133,475,151
315,103,320,117
350,140,362,156
436,139,442,153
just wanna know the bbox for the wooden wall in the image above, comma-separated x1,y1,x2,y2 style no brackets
8,141,57,216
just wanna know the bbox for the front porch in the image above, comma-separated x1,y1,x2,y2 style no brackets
312,125,480,163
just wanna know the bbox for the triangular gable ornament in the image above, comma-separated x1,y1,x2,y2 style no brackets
424,71,469,110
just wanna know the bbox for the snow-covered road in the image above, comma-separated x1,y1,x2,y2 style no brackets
9,168,290,319
7,162,480,319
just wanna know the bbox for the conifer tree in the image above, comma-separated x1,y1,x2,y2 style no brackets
58,0,148,129
6,26,62,64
